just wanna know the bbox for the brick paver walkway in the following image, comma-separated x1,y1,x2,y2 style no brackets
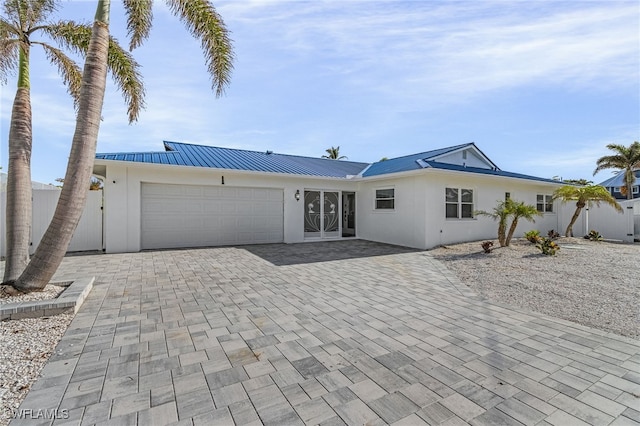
11,240,640,425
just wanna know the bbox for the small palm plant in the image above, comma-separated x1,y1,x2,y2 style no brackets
504,201,542,246
552,185,622,237
475,199,513,247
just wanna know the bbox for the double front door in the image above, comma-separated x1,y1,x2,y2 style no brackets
304,190,355,239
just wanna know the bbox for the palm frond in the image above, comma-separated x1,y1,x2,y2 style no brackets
44,21,145,122
166,0,234,97
106,36,145,122
0,37,19,84
42,20,91,55
123,0,153,50
34,41,82,106
24,0,56,29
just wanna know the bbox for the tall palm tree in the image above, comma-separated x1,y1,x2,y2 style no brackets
322,146,347,160
475,199,513,247
504,201,541,246
594,141,640,200
0,0,144,285
10,0,233,292
553,185,622,237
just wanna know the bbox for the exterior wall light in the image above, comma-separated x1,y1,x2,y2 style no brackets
295,190,300,201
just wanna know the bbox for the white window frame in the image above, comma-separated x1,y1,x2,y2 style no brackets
374,188,395,210
445,187,474,219
633,186,639,194
614,187,621,193
536,194,553,213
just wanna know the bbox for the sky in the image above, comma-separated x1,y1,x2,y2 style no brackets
0,0,638,185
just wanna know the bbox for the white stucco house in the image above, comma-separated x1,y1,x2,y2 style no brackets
93,141,570,253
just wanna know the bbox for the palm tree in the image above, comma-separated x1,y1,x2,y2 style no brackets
475,199,513,247
593,141,640,200
0,0,144,285
504,201,541,246
322,146,347,160
10,0,233,292
553,185,622,237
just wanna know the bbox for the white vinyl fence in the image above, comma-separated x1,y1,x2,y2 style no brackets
557,198,638,243
0,189,103,258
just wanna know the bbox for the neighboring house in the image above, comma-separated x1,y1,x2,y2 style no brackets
93,141,571,253
597,170,640,200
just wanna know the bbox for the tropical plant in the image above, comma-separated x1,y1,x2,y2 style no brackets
480,241,494,253
322,146,347,160
504,201,541,246
593,141,640,200
0,0,143,285
536,237,560,256
552,185,622,237
585,230,604,241
7,0,233,293
524,230,541,244
547,229,560,239
475,199,513,247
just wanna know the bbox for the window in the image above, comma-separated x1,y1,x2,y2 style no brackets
614,187,621,193
633,186,639,194
445,188,474,219
375,188,394,210
536,194,553,213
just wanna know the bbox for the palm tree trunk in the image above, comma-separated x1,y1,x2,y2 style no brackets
12,3,110,292
3,88,33,284
505,218,519,246
565,206,583,237
3,46,33,285
497,220,507,247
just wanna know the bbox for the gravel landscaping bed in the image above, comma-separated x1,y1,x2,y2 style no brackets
0,285,74,426
430,237,640,339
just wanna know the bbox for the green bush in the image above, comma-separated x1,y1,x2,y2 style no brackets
536,237,560,256
524,230,541,243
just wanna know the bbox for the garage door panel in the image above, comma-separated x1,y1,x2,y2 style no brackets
141,183,283,249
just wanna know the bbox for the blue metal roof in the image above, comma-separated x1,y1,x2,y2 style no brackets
95,140,560,184
423,161,563,184
96,141,370,178
361,143,473,177
597,170,639,188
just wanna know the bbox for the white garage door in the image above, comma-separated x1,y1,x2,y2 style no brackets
141,183,283,250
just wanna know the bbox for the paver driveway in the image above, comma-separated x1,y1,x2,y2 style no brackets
13,240,640,425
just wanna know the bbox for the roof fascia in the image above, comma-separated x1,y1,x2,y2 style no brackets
93,158,359,181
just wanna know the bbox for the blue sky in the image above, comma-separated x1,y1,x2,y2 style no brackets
1,0,638,185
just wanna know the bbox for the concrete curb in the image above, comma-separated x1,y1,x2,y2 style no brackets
0,277,95,320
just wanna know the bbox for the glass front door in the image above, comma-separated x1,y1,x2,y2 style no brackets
304,190,341,239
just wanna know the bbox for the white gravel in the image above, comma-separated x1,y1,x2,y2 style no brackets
430,237,640,339
0,286,74,426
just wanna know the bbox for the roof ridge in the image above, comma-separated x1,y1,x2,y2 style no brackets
372,143,474,162
164,140,369,165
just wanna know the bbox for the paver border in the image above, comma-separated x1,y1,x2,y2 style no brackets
0,277,95,320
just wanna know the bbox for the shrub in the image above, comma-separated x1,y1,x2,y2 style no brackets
536,237,560,256
585,230,604,241
547,229,560,239
524,230,541,243
481,241,494,253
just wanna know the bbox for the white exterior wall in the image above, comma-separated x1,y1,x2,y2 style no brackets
98,161,570,253
101,162,358,253
423,171,561,248
356,174,427,249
